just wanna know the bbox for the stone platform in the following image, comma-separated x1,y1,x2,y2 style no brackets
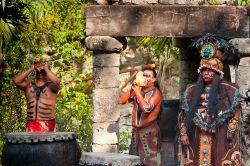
79,152,143,166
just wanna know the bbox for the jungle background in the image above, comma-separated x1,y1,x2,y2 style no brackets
0,0,249,162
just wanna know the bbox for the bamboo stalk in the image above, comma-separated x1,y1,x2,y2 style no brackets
68,64,156,92
82,81,93,93
80,64,155,83
82,77,92,81
120,71,138,90
119,64,155,74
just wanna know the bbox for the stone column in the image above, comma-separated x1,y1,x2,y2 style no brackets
230,38,250,165
85,36,126,153
172,38,200,96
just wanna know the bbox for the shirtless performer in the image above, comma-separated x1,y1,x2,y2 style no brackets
119,69,162,166
14,61,60,132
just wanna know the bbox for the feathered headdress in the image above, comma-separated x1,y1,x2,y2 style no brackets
191,33,240,67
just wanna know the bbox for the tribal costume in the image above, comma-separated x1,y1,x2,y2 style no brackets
180,80,242,166
120,86,162,166
179,34,242,166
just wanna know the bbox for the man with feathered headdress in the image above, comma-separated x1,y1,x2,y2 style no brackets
179,34,242,166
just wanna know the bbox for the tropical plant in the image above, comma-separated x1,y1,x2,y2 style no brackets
0,0,93,161
0,0,30,51
119,131,132,153
0,0,30,108
129,37,179,65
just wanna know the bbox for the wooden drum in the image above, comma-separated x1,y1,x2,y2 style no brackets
2,132,81,166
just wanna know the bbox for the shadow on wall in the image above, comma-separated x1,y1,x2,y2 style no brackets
158,99,180,166
107,122,119,139
158,99,180,139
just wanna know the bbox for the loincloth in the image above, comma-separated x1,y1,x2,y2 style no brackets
26,119,56,132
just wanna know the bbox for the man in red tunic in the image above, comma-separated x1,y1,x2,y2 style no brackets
179,34,242,166
14,61,60,132
119,68,162,166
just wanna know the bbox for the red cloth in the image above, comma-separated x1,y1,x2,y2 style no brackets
26,119,56,132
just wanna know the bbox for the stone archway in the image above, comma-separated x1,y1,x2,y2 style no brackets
85,4,250,165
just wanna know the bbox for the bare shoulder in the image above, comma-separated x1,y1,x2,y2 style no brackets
150,87,162,100
16,80,30,91
150,87,161,95
47,82,60,93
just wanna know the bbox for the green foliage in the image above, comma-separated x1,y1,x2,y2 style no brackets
210,0,218,5
0,47,31,158
0,0,93,159
55,68,92,151
129,37,179,65
0,0,29,52
119,131,132,153
236,0,250,5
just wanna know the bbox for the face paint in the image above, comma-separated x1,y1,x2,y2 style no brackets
143,70,155,87
202,68,215,84
143,73,151,78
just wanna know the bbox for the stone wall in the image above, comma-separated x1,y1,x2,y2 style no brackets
158,58,179,100
96,0,236,6
235,57,250,165
120,0,234,5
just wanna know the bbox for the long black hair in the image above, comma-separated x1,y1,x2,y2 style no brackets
185,73,221,136
185,75,204,136
207,74,221,116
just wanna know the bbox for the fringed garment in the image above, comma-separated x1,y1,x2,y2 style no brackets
181,81,242,166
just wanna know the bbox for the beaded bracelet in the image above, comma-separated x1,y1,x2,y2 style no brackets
228,118,238,134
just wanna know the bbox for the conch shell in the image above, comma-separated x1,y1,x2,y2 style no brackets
135,71,146,86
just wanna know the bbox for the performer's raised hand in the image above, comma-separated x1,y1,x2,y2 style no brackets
132,82,142,94
14,64,36,90
29,64,35,72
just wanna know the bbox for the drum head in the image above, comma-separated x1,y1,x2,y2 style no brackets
5,132,77,143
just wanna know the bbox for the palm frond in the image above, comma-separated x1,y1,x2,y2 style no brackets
0,0,30,53
1,0,5,11
135,37,177,59
25,0,52,25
